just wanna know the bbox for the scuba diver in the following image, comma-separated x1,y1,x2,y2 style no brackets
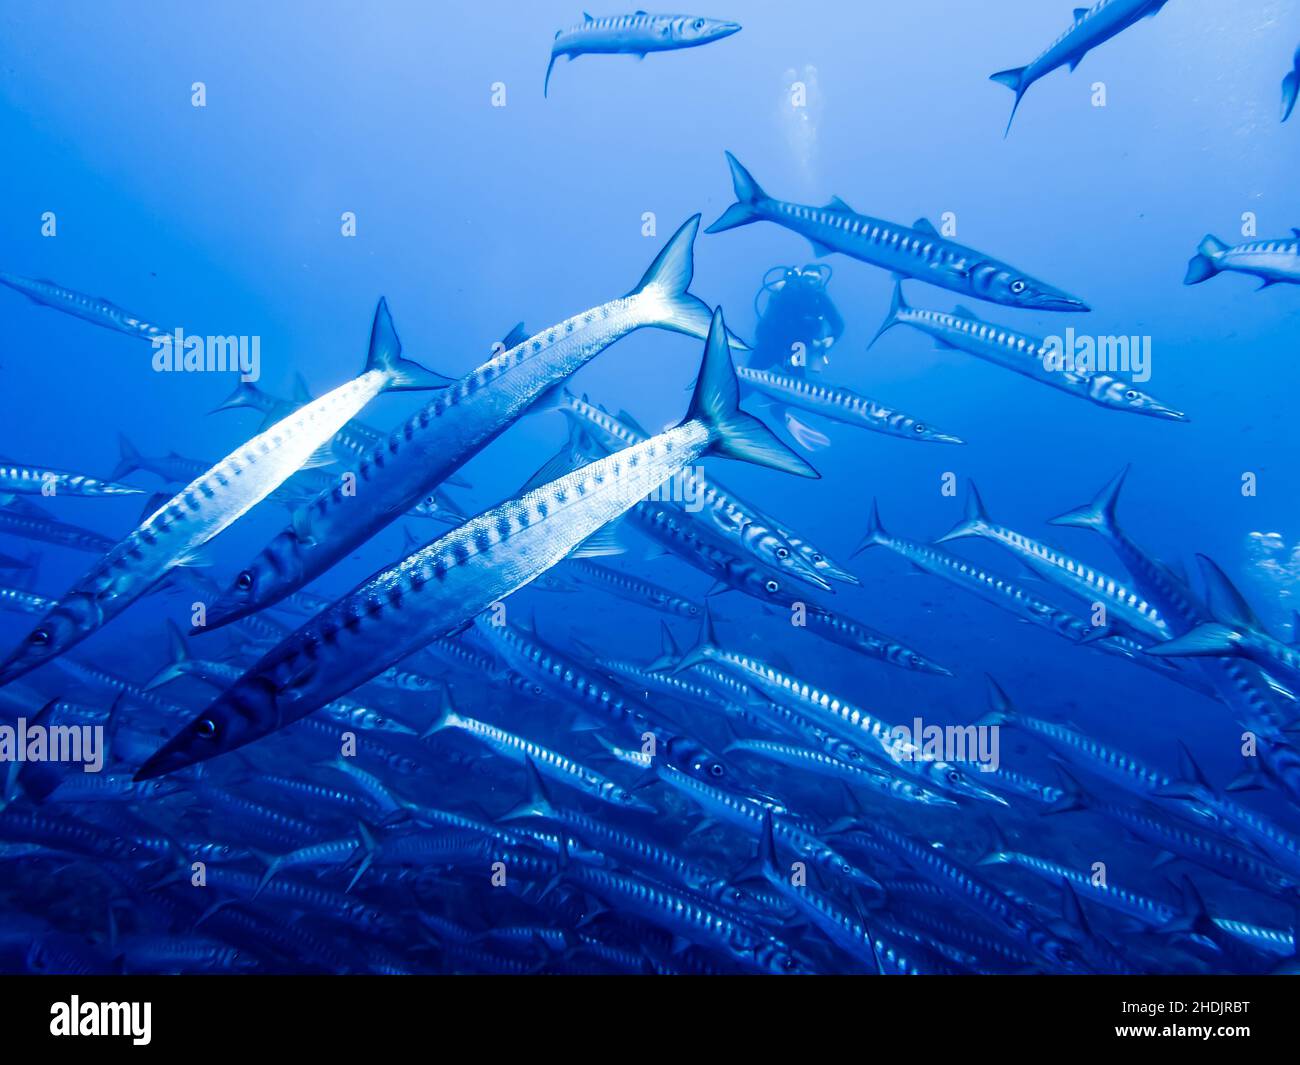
749,264,845,449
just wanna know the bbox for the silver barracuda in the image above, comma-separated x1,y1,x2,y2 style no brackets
545,12,741,96
0,504,115,555
708,152,1088,311
555,388,833,589
0,299,444,686
990,0,1173,135
0,271,171,342
871,282,1184,420
735,365,963,444
0,462,142,499
1185,231,1300,289
134,309,815,777
202,216,733,630
939,481,1170,639
668,609,1001,804
1050,469,1300,800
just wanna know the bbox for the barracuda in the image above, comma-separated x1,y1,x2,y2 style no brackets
552,558,703,618
854,499,1214,695
474,618,729,780
736,365,963,444
545,12,741,96
0,270,171,342
1051,469,1300,800
0,299,445,686
668,609,1003,805
1185,231,1300,289
939,481,1169,639
0,506,114,555
203,216,733,630
871,282,1183,419
867,822,1093,973
708,152,1088,311
556,388,833,589
135,309,814,777
725,738,957,807
978,847,1295,958
0,462,142,498
990,0,1173,134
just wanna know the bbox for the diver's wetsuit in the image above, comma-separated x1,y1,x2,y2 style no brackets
750,265,844,376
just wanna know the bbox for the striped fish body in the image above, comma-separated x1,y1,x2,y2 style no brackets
736,366,961,443
0,271,169,342
0,587,51,616
884,292,1182,420
206,216,719,628
0,509,114,554
552,12,739,59
1210,237,1300,285
1016,1,1168,88
139,424,716,775
0,464,141,498
0,362,409,685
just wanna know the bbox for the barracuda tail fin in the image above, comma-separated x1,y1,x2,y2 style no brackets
667,605,721,676
977,675,1017,727
143,622,192,691
1184,235,1227,285
1283,64,1299,122
868,280,908,350
1048,466,1128,536
209,379,277,415
989,66,1029,136
1145,622,1246,660
850,499,888,557
936,480,991,543
685,309,817,478
629,215,748,350
366,298,455,392
706,151,767,234
110,434,144,481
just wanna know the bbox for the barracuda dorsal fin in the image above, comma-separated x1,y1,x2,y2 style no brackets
569,522,628,559
1073,7,1089,20
824,196,854,214
913,217,939,236
1194,553,1263,632
501,322,529,350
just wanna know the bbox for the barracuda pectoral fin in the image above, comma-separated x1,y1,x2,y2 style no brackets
290,507,319,548
299,443,338,471
568,521,628,560
807,238,836,258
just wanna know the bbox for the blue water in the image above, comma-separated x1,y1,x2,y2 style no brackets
0,0,1298,974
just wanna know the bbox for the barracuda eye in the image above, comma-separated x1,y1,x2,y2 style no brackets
1010,279,1026,294
812,554,823,563
947,769,961,784
693,17,705,28
709,763,725,778
776,547,790,559
1125,390,1138,400
236,571,254,591
195,718,219,741
764,579,780,593
29,629,50,646
914,424,926,433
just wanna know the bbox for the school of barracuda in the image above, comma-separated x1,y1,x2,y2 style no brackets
2,5,1300,975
